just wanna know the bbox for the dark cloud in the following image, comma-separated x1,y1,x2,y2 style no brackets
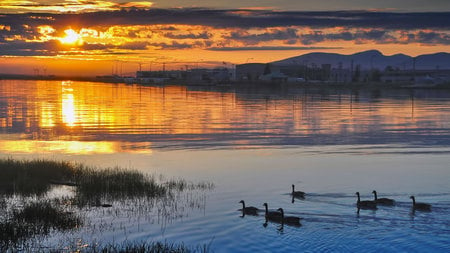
227,28,298,44
1,9,449,30
0,40,60,56
81,41,149,51
80,43,110,50
207,46,342,51
0,39,149,57
410,31,450,45
164,31,211,39
148,41,195,50
296,29,443,45
117,41,148,50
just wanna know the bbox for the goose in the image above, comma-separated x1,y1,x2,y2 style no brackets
372,190,395,205
263,203,282,220
291,185,305,198
239,200,258,215
356,192,377,210
410,196,431,211
277,208,301,226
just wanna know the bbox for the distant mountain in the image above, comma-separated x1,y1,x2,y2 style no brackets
272,50,450,70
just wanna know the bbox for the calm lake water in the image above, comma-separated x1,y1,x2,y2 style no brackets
1,80,450,252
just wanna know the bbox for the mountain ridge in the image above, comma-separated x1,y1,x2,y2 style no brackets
272,50,450,70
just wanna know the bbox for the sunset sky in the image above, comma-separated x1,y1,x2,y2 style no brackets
0,0,449,76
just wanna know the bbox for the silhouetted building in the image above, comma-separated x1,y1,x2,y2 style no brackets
236,63,266,81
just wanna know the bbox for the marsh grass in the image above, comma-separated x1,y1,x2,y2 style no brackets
13,201,82,230
74,167,167,206
0,158,214,251
0,158,75,196
0,201,82,250
165,178,214,192
0,158,213,202
75,241,210,253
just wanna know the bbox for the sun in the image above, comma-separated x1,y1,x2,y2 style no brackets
59,29,83,45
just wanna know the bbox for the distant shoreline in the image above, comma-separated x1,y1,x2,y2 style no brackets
1,73,449,89
0,73,123,83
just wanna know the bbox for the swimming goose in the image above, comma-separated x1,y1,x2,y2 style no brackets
277,208,301,226
263,203,282,220
372,190,395,205
291,185,305,198
239,200,258,215
410,196,431,211
356,192,377,209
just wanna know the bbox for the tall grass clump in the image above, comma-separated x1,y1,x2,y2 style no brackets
13,201,82,231
0,200,82,250
165,178,214,192
0,158,76,196
73,167,168,205
73,241,210,253
0,158,213,201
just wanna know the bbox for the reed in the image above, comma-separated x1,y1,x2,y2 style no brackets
1,200,81,249
0,158,213,201
13,201,82,230
73,167,168,206
0,158,76,196
0,158,214,251
81,241,209,253
165,178,215,192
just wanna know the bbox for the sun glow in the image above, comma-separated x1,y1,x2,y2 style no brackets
60,29,83,45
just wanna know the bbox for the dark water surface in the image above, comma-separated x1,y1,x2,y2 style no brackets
1,80,449,252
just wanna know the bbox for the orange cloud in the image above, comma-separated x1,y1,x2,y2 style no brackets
0,0,153,13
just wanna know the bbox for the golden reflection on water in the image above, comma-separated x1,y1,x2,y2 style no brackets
61,81,76,127
0,79,449,154
0,140,117,154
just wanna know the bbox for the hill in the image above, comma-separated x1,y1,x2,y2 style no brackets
272,50,450,70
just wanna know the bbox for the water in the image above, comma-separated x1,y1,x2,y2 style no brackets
1,80,450,252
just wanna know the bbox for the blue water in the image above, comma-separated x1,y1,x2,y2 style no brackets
1,80,450,252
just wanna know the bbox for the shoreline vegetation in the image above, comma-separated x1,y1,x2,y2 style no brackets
0,158,213,252
1,73,449,89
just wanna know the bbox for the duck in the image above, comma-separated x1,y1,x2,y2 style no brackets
291,184,305,198
262,203,282,220
356,192,377,210
239,200,258,215
410,196,431,211
277,208,301,226
372,190,395,205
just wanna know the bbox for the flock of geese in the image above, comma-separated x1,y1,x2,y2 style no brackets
238,185,432,226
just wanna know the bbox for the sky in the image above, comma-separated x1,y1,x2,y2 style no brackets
0,0,449,76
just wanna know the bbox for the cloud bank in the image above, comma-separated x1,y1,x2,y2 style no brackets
0,8,449,57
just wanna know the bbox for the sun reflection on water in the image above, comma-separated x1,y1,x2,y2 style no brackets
0,140,152,154
62,81,76,127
